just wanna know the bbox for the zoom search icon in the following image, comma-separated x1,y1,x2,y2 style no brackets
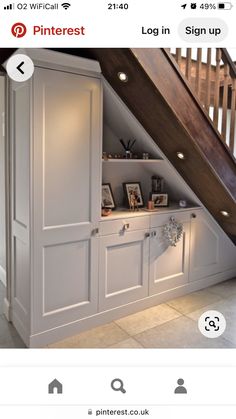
198,310,226,338
111,379,126,394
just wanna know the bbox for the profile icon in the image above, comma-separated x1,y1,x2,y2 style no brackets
174,378,187,394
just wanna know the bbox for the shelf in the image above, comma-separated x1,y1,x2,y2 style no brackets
100,205,202,221
102,159,163,163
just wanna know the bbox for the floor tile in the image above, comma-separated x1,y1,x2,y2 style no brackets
0,315,26,348
207,278,236,298
167,290,222,315
109,338,144,348
48,322,129,348
115,304,181,336
134,316,234,348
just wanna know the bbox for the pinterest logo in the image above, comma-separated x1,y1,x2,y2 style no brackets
11,22,27,38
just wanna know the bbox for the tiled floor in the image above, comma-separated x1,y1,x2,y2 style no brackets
48,277,236,349
1,278,236,349
0,281,26,348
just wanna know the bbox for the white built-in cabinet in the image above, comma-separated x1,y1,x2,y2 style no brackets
10,50,102,345
8,49,236,347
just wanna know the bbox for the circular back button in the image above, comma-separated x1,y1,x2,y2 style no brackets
6,54,34,82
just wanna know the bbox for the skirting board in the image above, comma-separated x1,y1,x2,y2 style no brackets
27,267,236,348
0,265,6,287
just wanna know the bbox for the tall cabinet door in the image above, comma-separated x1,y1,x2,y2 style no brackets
32,67,102,333
149,222,190,295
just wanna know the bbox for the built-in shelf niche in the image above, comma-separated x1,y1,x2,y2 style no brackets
102,79,200,211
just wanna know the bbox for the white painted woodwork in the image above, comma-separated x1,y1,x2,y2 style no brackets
0,76,6,284
149,221,190,295
150,210,191,228
99,230,149,310
10,79,31,335
99,216,150,236
189,210,236,281
32,67,101,332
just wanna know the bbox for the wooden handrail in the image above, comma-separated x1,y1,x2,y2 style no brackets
221,48,236,79
170,47,236,158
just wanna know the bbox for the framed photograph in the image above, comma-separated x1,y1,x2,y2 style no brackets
102,183,116,209
123,182,144,208
151,193,169,207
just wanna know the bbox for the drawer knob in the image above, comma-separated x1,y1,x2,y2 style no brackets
145,232,150,238
92,228,99,236
123,223,130,231
191,213,197,218
151,231,157,237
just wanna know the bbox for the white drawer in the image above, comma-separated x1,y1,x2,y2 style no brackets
99,216,150,236
150,209,197,228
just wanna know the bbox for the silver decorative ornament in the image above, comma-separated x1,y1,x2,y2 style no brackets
162,216,184,247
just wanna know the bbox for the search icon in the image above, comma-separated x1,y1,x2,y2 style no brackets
111,378,126,394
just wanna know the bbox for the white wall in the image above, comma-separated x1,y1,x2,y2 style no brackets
0,76,6,286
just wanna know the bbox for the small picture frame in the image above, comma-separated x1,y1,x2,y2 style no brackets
123,182,144,208
151,193,169,207
102,183,116,209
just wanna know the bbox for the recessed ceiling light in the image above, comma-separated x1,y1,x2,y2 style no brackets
177,152,185,160
118,72,128,82
220,210,230,217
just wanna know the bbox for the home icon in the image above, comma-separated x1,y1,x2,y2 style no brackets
48,379,63,394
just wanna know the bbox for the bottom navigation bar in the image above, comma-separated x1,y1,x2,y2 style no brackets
0,366,235,405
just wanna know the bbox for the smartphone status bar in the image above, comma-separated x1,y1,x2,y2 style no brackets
0,0,235,47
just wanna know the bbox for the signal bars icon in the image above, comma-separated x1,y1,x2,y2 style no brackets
61,2,71,9
4,3,14,9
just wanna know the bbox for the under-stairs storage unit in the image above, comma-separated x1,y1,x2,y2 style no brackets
6,49,236,347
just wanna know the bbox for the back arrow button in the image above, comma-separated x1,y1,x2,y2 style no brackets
16,61,25,74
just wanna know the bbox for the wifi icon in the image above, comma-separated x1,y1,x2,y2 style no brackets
61,2,71,9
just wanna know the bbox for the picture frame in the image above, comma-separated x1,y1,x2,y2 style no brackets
123,182,144,208
102,183,116,209
151,193,169,207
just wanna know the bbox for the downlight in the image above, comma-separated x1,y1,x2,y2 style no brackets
220,210,230,217
118,72,128,82
176,151,185,160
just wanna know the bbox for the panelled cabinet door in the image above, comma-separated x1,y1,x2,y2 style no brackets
149,223,190,295
99,230,149,311
189,210,222,281
32,67,102,332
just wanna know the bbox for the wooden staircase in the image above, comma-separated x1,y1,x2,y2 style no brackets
74,47,236,243
1,47,236,243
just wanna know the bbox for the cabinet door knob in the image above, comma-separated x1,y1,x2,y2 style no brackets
92,228,99,236
145,232,150,238
123,223,130,231
191,213,197,218
151,231,157,237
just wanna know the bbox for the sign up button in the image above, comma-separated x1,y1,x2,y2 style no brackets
179,18,228,42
